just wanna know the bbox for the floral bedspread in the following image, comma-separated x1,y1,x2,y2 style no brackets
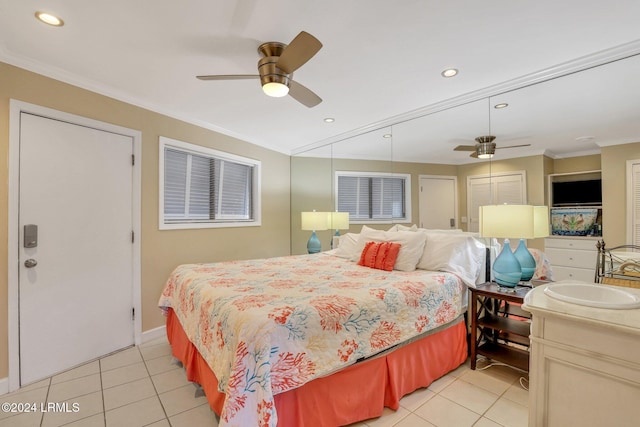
158,253,465,427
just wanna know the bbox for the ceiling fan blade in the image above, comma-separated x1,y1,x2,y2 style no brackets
289,80,322,108
469,151,479,158
454,145,477,151
496,144,532,150
276,31,322,74
196,74,259,80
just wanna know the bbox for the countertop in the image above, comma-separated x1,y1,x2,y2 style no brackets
522,280,640,336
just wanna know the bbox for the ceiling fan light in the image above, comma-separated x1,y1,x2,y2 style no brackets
476,141,496,159
262,82,289,97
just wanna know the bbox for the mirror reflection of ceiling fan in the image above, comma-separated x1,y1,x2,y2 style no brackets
454,135,531,158
197,31,323,108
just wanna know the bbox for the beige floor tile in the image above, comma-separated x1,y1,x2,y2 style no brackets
42,391,104,427
458,369,513,395
47,373,101,402
52,361,100,385
414,395,480,427
158,384,208,417
141,337,169,348
363,406,411,427
140,343,172,361
502,383,529,407
399,387,437,412
64,413,106,426
0,410,43,427
472,417,503,427
144,354,181,376
105,396,165,427
449,360,471,378
145,420,171,427
393,413,436,427
484,397,528,427
427,373,457,393
13,377,50,393
0,386,49,420
169,403,219,427
151,368,191,394
439,379,500,415
103,377,156,411
100,347,142,372
101,362,149,389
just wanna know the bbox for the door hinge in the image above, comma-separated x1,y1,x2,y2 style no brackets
131,154,135,166
131,230,134,243
132,307,135,321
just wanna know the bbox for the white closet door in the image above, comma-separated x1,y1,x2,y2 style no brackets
467,172,526,232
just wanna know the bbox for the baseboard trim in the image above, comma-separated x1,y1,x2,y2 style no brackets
142,325,166,344
0,376,8,396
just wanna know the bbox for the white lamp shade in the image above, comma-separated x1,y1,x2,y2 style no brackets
328,212,349,230
533,205,550,238
479,205,549,239
301,211,328,231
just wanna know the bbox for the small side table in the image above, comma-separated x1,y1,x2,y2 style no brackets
470,282,532,372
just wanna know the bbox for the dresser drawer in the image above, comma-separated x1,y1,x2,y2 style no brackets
545,238,599,251
552,266,596,282
545,247,596,269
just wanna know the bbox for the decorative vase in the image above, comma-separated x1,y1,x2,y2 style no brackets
307,231,321,254
513,238,536,282
493,239,522,288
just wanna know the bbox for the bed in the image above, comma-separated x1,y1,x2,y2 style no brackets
158,226,489,427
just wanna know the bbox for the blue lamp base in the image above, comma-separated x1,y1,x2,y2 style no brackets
307,230,321,254
493,239,522,288
513,239,536,282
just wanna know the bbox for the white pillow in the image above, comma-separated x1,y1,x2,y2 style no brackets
389,224,418,232
352,225,427,271
417,228,463,233
417,232,486,286
332,233,360,259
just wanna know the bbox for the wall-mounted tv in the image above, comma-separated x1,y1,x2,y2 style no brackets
552,179,602,206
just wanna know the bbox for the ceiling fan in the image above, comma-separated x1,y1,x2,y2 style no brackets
454,135,531,159
197,31,323,108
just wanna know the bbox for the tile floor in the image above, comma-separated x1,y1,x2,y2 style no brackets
0,337,529,427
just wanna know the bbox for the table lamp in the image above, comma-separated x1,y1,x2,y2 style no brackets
301,211,328,254
479,205,549,288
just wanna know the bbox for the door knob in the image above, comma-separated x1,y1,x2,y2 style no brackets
24,259,38,268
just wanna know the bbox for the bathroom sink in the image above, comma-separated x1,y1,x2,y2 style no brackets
544,283,640,309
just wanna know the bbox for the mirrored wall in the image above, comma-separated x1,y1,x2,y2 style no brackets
291,52,640,254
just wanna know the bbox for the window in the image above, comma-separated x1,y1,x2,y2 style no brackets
336,172,411,223
159,137,261,229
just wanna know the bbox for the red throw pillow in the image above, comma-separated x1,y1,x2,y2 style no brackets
358,241,401,271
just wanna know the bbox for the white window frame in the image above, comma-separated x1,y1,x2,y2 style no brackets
159,136,261,230
335,171,412,224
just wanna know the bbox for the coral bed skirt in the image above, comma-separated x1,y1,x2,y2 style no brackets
166,308,467,427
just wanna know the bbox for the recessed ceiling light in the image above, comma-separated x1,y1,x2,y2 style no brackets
35,11,64,27
441,68,458,78
383,134,392,139
494,103,509,109
323,118,335,123
576,136,595,143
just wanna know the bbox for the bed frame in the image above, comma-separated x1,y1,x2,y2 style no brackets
166,308,467,427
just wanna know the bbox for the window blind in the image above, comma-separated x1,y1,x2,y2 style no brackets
164,147,253,222
338,175,406,221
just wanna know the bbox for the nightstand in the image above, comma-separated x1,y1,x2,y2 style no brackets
470,282,532,372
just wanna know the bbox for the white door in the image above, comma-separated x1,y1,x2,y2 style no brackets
467,172,526,232
19,112,135,385
419,175,457,229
